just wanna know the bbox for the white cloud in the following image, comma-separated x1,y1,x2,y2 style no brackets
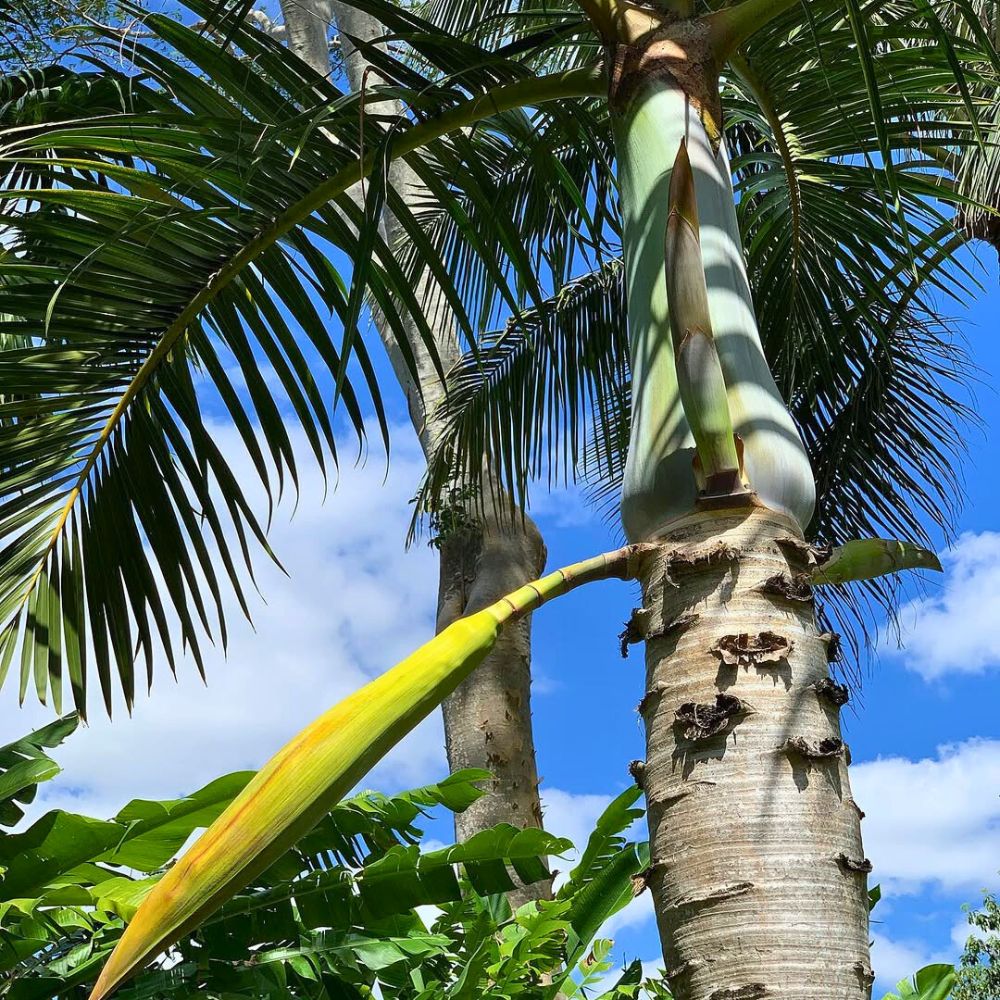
951,913,977,952
853,739,1000,895
528,484,600,531
870,932,952,995
603,892,655,939
541,788,615,863
539,788,615,890
1,421,445,824
887,531,1000,680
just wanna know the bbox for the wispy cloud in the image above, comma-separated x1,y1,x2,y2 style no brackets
870,931,952,996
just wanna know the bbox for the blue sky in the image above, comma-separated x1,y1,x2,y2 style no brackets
2,23,998,986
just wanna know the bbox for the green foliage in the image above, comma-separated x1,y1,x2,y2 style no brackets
0,723,663,1000
0,0,606,718
0,722,962,1000
2,0,995,712
0,1,117,70
406,0,990,659
0,713,76,828
426,485,482,550
0,770,254,906
955,890,1000,999
883,964,957,1000
555,786,647,975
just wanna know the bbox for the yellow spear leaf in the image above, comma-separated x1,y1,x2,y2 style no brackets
89,544,646,1000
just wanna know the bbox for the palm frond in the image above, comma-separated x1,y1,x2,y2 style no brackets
4,0,995,712
415,0,990,642
0,1,601,716
419,259,626,522
944,0,1000,250
727,1,986,554
400,100,618,339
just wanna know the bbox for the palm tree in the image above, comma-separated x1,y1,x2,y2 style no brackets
0,0,552,855
1,1,994,997
270,0,556,856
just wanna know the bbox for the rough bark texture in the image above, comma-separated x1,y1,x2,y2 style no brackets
636,507,871,1000
278,0,551,868
431,511,551,907
437,519,548,842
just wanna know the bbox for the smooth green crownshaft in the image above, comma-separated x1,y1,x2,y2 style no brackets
613,75,815,541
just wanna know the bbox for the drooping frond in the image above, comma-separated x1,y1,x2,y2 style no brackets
4,0,995,713
390,52,616,324
0,0,604,716
727,1,986,549
399,100,617,342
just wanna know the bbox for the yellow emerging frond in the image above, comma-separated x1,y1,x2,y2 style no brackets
89,544,646,1000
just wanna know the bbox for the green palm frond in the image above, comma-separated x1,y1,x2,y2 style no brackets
400,102,618,334
418,0,601,75
957,99,1000,248
0,1,603,716
726,3,986,547
420,259,626,521
3,0,995,714
413,0,990,640
944,0,1000,250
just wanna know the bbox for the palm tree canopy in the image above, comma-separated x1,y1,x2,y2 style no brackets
0,0,995,714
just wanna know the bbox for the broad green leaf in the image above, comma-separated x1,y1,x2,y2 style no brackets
882,963,956,1000
0,714,77,828
911,963,957,1000
359,825,572,916
0,772,252,902
549,786,648,996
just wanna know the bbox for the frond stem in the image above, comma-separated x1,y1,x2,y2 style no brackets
573,0,619,41
494,542,654,622
708,0,801,60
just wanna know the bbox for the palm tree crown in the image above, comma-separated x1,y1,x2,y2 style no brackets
0,0,992,713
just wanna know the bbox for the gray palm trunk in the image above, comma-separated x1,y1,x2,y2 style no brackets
633,512,869,999
612,42,872,997
277,0,550,868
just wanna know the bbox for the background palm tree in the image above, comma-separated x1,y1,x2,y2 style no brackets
1,0,996,996
1,0,553,859
255,0,556,862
